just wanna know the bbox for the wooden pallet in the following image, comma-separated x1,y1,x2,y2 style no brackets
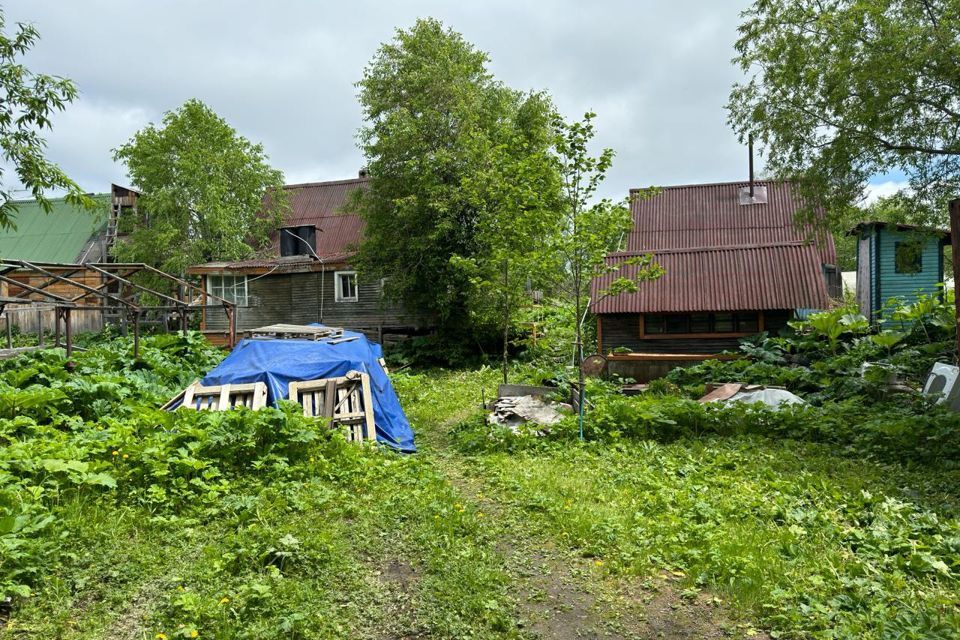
247,324,348,341
178,380,269,411
288,371,375,443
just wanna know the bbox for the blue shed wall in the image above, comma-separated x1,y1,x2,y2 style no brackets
874,227,944,318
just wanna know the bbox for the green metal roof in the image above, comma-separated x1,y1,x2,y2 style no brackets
0,194,109,263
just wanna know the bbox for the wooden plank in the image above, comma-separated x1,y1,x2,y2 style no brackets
252,383,267,410
218,385,231,410
182,382,197,409
287,370,377,444
247,323,345,341
303,388,314,417
324,379,336,418
174,381,268,411
360,373,375,441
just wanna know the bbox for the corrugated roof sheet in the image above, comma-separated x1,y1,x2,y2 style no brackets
627,181,836,264
189,177,368,273
592,181,836,314
267,178,368,260
592,243,832,313
0,195,109,263
189,253,354,275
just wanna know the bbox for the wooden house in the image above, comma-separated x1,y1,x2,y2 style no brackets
850,222,949,323
0,186,139,333
591,181,840,381
187,177,431,344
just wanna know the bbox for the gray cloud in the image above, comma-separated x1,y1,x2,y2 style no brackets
3,0,759,199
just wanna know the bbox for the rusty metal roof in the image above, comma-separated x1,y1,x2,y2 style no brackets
187,254,354,275
592,243,832,313
627,181,836,264
189,177,368,274
592,181,837,314
267,177,369,259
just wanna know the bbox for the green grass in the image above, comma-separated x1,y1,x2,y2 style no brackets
3,347,960,639
1,353,519,640
458,422,960,638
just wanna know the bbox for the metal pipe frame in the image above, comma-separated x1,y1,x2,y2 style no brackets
0,260,238,353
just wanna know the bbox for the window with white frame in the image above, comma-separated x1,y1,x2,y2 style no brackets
207,274,249,306
335,271,358,302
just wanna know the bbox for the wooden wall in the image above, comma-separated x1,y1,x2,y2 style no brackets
203,271,431,339
599,311,793,355
3,270,105,333
868,227,944,324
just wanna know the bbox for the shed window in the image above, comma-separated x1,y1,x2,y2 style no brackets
895,241,923,274
642,312,760,335
335,271,358,302
713,313,734,332
207,274,248,306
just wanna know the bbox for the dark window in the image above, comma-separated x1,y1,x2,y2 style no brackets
713,313,734,332
280,225,317,257
689,314,711,333
665,315,689,333
645,315,665,334
642,312,762,335
895,241,923,274
736,312,759,332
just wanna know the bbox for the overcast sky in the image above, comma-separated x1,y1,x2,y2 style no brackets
3,0,898,202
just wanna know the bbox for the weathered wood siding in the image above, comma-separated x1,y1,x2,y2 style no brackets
204,271,431,337
875,227,944,315
600,311,793,354
2,270,105,333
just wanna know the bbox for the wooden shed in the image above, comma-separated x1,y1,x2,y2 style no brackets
188,176,432,345
591,180,840,381
851,222,949,323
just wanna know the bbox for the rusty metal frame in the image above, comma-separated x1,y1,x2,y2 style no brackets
0,260,237,357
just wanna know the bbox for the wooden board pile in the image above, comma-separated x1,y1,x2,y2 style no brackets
289,371,375,442
165,371,377,444
246,324,358,344
175,381,269,411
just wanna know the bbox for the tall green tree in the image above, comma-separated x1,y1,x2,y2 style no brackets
352,18,561,338
553,113,663,436
728,0,960,227
0,8,93,229
113,99,286,276
459,95,563,381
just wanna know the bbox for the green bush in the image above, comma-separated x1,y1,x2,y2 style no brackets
0,333,363,601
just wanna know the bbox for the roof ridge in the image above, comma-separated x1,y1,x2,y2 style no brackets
609,241,812,257
283,177,371,190
628,179,791,193
10,192,111,204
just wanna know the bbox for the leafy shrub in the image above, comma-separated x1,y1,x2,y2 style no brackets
0,332,364,601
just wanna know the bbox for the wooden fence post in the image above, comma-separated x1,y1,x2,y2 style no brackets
950,199,960,364
65,308,73,358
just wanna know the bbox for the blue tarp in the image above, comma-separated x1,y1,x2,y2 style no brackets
199,330,415,452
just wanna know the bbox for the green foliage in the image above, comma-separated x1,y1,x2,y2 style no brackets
729,0,960,226
552,113,662,363
478,439,960,639
0,8,95,229
353,18,561,339
0,333,226,599
113,99,287,276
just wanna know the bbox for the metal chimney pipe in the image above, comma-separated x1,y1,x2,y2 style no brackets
748,135,755,199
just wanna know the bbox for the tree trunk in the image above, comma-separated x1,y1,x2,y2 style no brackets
575,271,585,441
502,258,509,385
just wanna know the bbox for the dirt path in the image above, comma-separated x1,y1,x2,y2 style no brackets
419,414,767,640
